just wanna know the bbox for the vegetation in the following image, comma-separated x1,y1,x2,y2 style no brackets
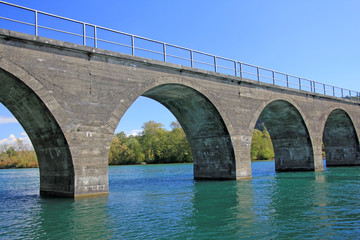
0,120,276,169
109,121,192,165
250,128,275,160
0,139,38,169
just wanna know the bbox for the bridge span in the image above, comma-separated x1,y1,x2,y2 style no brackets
0,28,359,197
1,0,360,197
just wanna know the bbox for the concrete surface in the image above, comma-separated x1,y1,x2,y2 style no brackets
0,29,359,197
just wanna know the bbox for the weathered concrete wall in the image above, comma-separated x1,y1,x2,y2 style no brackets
0,68,74,197
260,100,314,171
323,109,360,166
0,29,360,197
143,84,235,179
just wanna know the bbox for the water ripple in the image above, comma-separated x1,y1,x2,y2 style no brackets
1,163,360,239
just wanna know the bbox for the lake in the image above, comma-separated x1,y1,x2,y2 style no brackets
1,161,360,239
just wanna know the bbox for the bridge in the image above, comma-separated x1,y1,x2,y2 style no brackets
0,2,360,198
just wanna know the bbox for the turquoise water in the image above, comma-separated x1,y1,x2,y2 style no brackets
1,161,360,239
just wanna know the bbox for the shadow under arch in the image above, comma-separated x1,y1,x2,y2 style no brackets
0,68,74,197
142,83,236,179
258,100,314,171
323,109,360,166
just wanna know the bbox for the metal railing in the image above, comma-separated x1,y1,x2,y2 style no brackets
0,0,359,101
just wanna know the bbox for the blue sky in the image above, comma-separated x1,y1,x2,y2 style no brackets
0,0,360,146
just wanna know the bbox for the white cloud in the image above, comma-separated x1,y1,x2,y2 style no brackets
125,129,142,137
0,134,17,145
0,133,33,150
0,116,18,125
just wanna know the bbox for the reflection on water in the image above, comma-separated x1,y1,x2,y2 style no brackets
36,196,112,239
1,162,360,239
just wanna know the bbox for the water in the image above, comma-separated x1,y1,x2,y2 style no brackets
1,162,360,239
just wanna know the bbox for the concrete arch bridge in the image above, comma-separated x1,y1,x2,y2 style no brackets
0,29,359,197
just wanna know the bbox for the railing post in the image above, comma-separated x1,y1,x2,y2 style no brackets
299,78,301,90
163,43,166,62
35,10,38,36
272,71,275,85
257,67,260,81
93,26,97,48
131,35,135,56
286,75,289,87
323,84,326,95
313,81,315,93
239,62,243,80
234,61,237,77
214,56,217,72
83,23,86,46
341,88,344,98
310,81,313,92
190,50,193,67
333,86,335,97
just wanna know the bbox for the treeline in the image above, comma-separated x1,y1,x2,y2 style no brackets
109,121,192,165
0,142,38,169
110,121,275,165
0,121,275,169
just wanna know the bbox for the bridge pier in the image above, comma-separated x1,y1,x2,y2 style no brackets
312,136,325,171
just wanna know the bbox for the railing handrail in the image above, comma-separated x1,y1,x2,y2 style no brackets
0,0,359,101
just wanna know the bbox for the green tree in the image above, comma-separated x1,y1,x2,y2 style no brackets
166,121,192,163
125,136,145,164
251,128,274,160
108,136,123,165
6,147,17,158
108,134,145,165
116,131,127,142
141,121,167,163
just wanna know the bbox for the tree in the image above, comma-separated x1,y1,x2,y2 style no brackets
116,131,127,142
125,137,145,164
6,147,17,158
166,121,192,163
141,121,167,163
251,128,274,160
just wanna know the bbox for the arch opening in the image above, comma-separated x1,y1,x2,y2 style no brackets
323,109,360,166
134,84,236,179
110,96,193,165
0,68,74,197
251,119,275,161
258,100,314,171
0,103,37,168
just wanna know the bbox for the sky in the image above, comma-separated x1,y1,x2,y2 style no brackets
0,0,360,148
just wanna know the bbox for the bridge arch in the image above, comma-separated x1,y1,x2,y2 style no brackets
113,81,236,179
323,108,360,166
255,99,314,171
0,63,74,197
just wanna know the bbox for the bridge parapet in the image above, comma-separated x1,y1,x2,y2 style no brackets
0,0,359,101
